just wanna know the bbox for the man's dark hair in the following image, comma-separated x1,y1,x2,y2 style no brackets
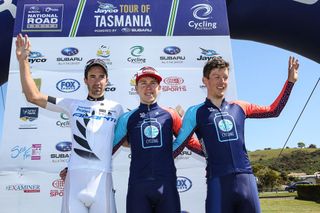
203,57,229,78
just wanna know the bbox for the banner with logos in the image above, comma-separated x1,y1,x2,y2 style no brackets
0,0,236,212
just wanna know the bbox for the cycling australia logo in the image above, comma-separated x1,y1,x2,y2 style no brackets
160,46,185,64
56,78,80,93
28,51,47,64
57,47,83,65
56,113,69,128
162,76,187,92
19,107,39,129
127,45,146,64
177,176,192,193
197,47,220,61
189,4,217,31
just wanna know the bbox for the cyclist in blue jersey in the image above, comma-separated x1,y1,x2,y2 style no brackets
173,56,299,213
112,66,201,213
16,34,123,213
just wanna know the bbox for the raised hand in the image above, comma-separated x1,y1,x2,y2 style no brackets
15,33,31,62
288,56,299,83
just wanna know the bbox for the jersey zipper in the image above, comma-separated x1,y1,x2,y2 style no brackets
218,106,237,173
147,104,155,179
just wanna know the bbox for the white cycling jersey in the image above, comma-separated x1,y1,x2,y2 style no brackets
46,96,123,172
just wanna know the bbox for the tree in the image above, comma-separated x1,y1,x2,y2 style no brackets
253,164,281,191
297,142,305,148
308,144,317,149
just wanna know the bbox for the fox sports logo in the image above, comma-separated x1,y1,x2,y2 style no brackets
177,176,192,192
56,79,80,93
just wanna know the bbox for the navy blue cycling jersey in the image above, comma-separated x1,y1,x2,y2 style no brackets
173,81,294,178
113,102,188,184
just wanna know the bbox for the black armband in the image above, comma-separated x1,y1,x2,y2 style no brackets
47,96,57,104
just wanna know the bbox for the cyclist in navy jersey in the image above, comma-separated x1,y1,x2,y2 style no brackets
173,56,299,213
16,34,123,213
112,66,201,213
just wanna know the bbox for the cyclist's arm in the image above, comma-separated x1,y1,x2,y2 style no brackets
16,34,48,108
172,106,204,158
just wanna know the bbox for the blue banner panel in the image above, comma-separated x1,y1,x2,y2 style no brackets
14,0,230,37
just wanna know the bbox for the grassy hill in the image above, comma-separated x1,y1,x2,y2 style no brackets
248,148,320,174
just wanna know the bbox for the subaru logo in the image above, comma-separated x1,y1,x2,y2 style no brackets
121,28,131,33
56,79,80,93
61,47,79,56
55,141,72,152
29,6,40,11
191,4,213,20
177,176,192,192
163,46,181,55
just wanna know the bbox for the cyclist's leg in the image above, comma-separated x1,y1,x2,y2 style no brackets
89,172,116,213
234,173,261,213
126,182,153,213
206,175,235,213
155,181,181,213
61,169,89,213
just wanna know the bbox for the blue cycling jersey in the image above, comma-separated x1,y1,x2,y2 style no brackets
173,81,294,178
113,102,183,184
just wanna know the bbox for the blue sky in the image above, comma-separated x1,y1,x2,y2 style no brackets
231,40,320,151
1,39,319,151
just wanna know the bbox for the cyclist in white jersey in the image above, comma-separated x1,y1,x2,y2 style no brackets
16,34,123,213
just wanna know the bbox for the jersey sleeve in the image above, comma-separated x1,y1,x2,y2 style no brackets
116,103,124,118
45,96,72,115
112,110,133,154
163,107,182,137
172,105,204,158
234,81,294,118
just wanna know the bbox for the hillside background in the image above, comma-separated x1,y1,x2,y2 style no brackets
249,148,320,175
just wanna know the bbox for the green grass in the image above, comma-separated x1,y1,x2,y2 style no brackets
259,191,297,198
260,198,320,212
248,148,318,162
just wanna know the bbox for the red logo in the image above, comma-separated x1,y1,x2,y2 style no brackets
164,77,184,85
52,179,64,189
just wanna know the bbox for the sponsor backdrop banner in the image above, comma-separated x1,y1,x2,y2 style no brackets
0,0,236,212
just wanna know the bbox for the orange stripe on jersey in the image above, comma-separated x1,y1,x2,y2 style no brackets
231,81,293,118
